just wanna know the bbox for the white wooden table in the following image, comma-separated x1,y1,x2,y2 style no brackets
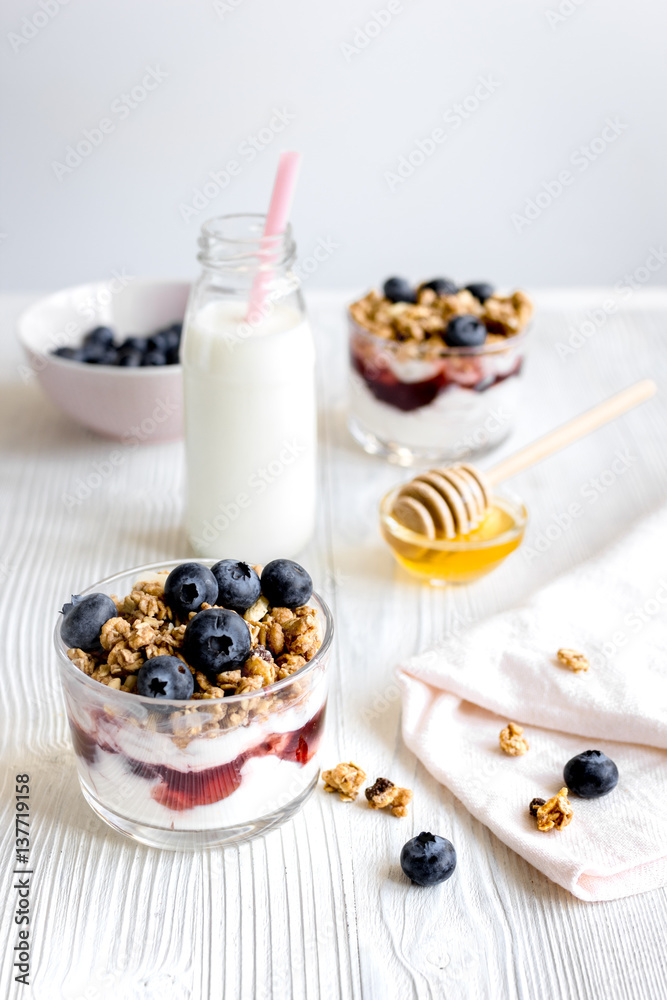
2,289,667,1000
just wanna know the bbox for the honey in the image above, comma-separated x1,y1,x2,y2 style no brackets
380,492,527,585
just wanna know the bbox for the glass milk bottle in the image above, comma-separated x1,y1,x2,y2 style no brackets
182,214,317,563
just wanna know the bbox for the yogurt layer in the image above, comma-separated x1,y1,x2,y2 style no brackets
84,751,319,831
349,372,521,453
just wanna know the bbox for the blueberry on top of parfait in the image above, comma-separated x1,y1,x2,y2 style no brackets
60,592,117,652
212,559,261,613
419,277,458,296
164,562,219,619
261,559,313,609
465,282,495,303
183,607,252,674
444,314,487,348
383,277,418,304
137,655,194,700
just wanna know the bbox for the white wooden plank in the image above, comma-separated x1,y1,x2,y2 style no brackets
1,290,666,1000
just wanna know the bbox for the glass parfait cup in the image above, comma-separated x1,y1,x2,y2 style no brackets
348,315,530,465
55,560,333,850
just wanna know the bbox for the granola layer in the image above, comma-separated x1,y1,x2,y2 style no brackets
67,570,322,699
350,286,532,355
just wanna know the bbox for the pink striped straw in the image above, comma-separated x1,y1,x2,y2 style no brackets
245,150,302,323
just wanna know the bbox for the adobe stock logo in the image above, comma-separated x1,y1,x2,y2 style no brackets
51,67,168,180
511,117,627,233
339,1,404,62
383,76,501,192
8,0,70,54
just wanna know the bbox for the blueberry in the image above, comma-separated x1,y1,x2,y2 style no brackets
164,562,219,619
400,832,457,886
142,349,167,366
383,277,417,304
261,559,313,609
81,342,108,364
183,608,251,674
117,349,143,367
100,348,119,365
161,326,182,352
444,315,487,348
212,559,261,613
563,750,619,798
60,593,117,652
136,655,194,700
420,277,458,296
120,336,148,353
53,346,86,361
165,346,180,365
465,282,495,303
83,326,115,348
147,331,170,352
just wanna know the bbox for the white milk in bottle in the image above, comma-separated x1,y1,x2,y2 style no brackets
182,215,316,562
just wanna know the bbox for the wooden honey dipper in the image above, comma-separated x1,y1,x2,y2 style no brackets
390,380,657,539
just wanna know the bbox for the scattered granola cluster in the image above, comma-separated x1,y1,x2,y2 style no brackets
533,788,573,832
365,777,413,818
66,570,322,699
321,762,366,802
321,762,412,818
350,285,532,351
499,722,530,756
557,648,590,673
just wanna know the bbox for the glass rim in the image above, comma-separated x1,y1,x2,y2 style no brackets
54,558,334,709
379,487,528,550
348,311,531,357
198,213,296,269
201,213,293,245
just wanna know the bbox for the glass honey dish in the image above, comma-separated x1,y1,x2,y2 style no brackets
379,487,527,585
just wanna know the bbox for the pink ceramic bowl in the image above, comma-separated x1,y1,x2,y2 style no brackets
17,278,190,443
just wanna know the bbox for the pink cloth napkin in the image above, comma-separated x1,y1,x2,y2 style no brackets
397,506,667,901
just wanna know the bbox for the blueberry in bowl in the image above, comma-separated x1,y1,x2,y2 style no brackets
17,278,188,442
83,325,115,349
53,346,86,362
142,348,168,366
116,349,143,367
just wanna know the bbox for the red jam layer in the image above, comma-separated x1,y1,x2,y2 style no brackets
69,703,326,812
351,350,523,412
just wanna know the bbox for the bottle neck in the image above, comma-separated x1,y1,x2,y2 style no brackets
188,212,304,331
197,213,296,276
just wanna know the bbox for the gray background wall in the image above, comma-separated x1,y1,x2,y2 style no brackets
2,0,665,292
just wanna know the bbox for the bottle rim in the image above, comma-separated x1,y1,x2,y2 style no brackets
198,213,296,269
